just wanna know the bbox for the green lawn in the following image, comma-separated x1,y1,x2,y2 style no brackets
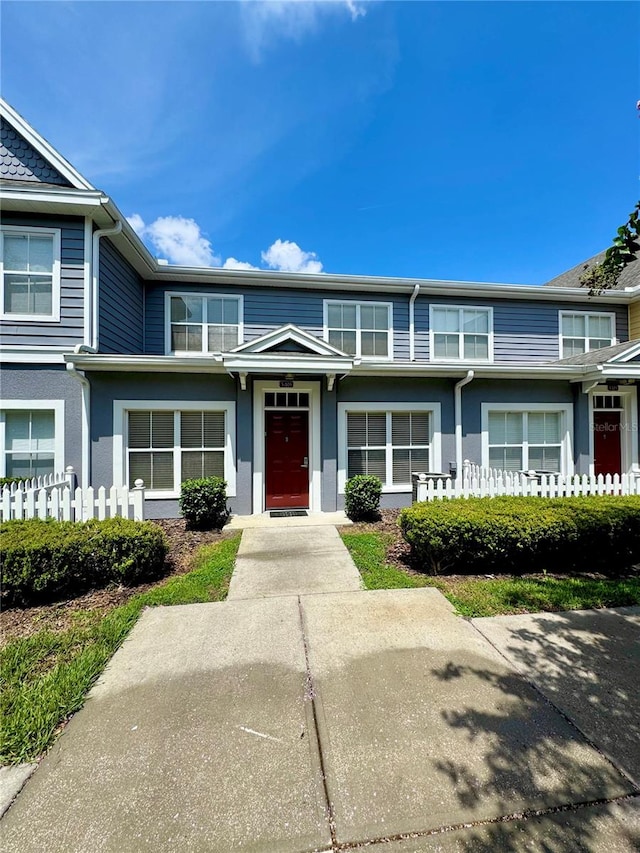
342,531,640,618
0,534,241,765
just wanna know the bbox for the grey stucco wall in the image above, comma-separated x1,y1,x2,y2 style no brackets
334,376,456,509
0,364,83,480
1,213,86,347
88,371,246,517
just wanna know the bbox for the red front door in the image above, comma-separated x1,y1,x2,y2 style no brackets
594,410,622,476
265,410,309,509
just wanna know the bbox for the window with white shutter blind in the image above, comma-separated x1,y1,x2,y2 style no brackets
488,410,562,473
346,410,432,486
3,410,56,477
126,409,229,491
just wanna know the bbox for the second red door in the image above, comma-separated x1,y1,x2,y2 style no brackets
265,410,309,509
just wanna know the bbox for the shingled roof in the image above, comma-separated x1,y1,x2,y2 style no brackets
544,250,640,291
554,340,640,365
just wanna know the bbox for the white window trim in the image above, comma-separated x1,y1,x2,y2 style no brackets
337,402,442,493
253,379,321,514
0,400,65,477
588,386,638,476
558,310,617,359
323,299,394,361
0,225,61,322
164,291,244,356
113,400,236,499
481,403,574,476
429,304,494,363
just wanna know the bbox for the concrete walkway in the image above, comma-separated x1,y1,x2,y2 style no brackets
228,525,363,599
2,528,639,852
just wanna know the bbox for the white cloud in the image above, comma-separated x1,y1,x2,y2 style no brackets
128,215,323,274
127,215,219,267
222,257,259,271
241,0,366,58
261,239,323,274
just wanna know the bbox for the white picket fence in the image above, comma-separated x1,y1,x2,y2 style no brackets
0,467,146,522
413,460,640,503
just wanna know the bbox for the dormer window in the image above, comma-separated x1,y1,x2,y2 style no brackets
166,293,243,354
0,226,60,321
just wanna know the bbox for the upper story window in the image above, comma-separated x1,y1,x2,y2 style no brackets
324,300,392,359
167,293,243,354
560,312,615,358
430,305,493,361
0,226,61,322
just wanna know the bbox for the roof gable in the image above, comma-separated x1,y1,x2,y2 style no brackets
555,339,640,366
232,324,349,357
0,99,94,191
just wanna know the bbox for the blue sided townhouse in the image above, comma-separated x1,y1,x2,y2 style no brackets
1,98,639,518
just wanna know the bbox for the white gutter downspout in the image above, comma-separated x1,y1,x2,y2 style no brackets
454,370,474,481
92,221,123,351
409,283,420,361
66,360,90,488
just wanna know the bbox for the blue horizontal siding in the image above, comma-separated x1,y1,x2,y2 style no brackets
416,295,628,362
145,283,410,359
146,282,628,363
99,239,144,354
0,213,85,347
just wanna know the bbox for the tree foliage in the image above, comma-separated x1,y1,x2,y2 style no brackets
579,200,640,294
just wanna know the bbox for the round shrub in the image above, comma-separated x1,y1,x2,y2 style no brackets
344,475,382,521
0,517,168,605
179,477,229,530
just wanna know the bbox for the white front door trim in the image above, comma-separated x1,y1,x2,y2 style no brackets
252,379,321,514
588,385,638,475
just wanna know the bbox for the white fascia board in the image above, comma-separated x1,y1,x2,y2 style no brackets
147,264,633,304
599,365,640,379
609,341,640,363
0,186,106,208
0,98,95,190
63,354,227,373
1,349,66,364
231,323,348,357
350,361,586,380
223,353,354,373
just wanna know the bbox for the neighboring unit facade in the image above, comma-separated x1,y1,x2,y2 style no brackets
2,99,640,517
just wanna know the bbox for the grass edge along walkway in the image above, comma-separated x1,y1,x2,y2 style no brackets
341,530,640,619
0,534,241,766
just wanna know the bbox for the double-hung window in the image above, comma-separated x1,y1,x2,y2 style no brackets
430,305,492,361
167,293,242,354
325,301,392,358
339,404,439,491
0,226,60,321
484,407,571,473
118,402,236,497
560,312,615,358
0,403,64,478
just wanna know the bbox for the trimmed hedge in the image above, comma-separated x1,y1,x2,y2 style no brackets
1,517,168,605
0,477,28,488
399,495,640,576
179,477,229,530
344,475,383,521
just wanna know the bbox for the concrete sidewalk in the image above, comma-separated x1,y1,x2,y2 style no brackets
227,525,363,599
2,527,639,852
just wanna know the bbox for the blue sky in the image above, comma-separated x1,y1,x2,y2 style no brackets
2,1,638,283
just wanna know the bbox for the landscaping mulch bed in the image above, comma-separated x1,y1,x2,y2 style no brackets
0,518,232,645
340,508,640,586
